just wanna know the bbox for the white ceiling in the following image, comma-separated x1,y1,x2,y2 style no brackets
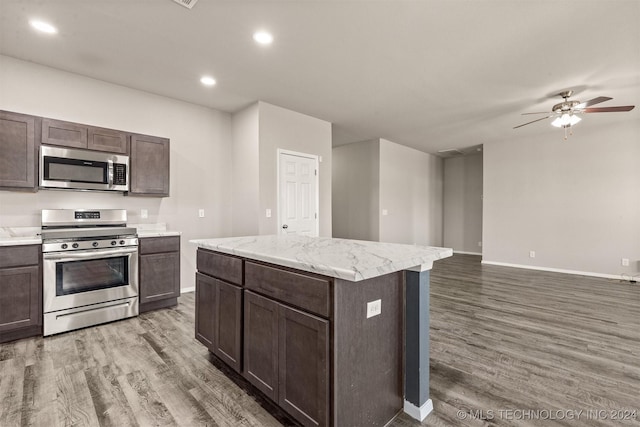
1,0,638,154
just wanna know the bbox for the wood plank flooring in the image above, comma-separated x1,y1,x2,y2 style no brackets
1,254,639,426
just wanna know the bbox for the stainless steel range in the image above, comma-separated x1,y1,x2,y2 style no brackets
41,209,139,336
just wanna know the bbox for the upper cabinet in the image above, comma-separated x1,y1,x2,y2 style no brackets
42,118,128,154
0,111,39,190
1,110,169,197
129,133,170,197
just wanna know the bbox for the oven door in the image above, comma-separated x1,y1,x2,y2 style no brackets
43,246,139,313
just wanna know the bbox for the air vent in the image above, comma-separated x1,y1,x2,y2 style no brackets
172,0,198,9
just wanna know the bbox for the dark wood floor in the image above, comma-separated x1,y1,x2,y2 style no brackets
1,254,639,426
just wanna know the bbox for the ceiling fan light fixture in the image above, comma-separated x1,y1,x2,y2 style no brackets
551,113,581,128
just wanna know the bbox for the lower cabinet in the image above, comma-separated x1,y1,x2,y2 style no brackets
139,236,180,313
0,245,42,343
195,272,242,372
244,291,329,427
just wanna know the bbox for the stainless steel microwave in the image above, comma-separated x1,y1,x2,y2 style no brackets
40,146,129,192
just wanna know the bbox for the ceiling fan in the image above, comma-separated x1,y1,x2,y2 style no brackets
514,90,635,139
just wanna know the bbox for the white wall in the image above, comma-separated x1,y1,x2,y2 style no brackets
443,153,483,254
258,102,332,236
0,55,234,290
379,139,443,246
231,103,260,236
332,138,443,246
332,139,380,241
483,120,640,277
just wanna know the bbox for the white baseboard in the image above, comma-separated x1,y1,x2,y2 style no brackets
481,260,624,280
180,286,195,294
453,250,482,256
403,399,433,421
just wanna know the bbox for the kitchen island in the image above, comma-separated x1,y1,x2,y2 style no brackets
190,235,452,427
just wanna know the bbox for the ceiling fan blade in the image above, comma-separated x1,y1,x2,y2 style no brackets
513,115,552,129
582,106,635,113
521,112,550,115
574,96,613,109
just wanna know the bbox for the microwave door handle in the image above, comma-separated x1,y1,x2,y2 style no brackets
107,160,114,188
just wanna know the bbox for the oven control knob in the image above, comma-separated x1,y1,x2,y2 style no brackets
92,242,99,247
72,243,79,249
111,240,117,246
61,243,68,249
119,240,125,245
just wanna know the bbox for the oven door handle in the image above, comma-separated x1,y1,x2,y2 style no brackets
43,246,138,261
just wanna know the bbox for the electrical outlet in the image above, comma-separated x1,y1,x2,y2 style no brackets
266,209,272,218
622,258,630,267
141,209,148,219
198,209,205,218
366,299,382,318
382,209,388,216
529,251,536,258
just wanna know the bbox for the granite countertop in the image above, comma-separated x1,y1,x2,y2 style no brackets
190,235,452,282
131,223,181,238
0,227,42,246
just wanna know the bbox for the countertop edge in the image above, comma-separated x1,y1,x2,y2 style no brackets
190,238,453,282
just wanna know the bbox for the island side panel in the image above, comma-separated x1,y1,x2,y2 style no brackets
333,272,404,426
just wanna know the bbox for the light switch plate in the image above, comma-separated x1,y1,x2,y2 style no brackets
141,209,148,219
366,299,382,318
198,209,205,218
266,209,272,218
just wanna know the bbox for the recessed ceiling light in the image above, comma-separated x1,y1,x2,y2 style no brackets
253,31,273,45
30,19,57,34
200,76,216,86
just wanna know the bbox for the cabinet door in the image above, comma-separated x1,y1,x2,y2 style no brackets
42,118,88,148
195,272,216,350
278,305,329,427
0,266,40,333
0,111,38,190
243,291,279,401
213,280,242,372
139,252,180,303
129,134,170,196
88,126,128,153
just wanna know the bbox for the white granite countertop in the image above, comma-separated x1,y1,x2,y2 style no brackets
0,227,42,246
132,223,181,238
190,235,452,282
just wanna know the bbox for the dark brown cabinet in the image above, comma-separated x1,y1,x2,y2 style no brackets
0,245,42,343
42,118,127,153
278,303,329,427
0,111,39,191
195,250,243,372
139,236,180,313
244,290,280,400
195,248,404,427
129,134,170,196
244,290,329,427
195,273,243,371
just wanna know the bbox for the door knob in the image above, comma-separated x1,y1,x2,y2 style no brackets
282,224,288,229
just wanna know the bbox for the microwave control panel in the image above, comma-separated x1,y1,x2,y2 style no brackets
113,164,127,185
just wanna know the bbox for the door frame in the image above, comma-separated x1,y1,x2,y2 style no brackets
276,149,320,237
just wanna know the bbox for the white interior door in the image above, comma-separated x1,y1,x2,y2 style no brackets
278,151,318,236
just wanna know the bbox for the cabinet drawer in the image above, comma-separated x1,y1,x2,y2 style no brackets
139,236,180,254
245,262,331,318
197,249,243,286
0,245,39,268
